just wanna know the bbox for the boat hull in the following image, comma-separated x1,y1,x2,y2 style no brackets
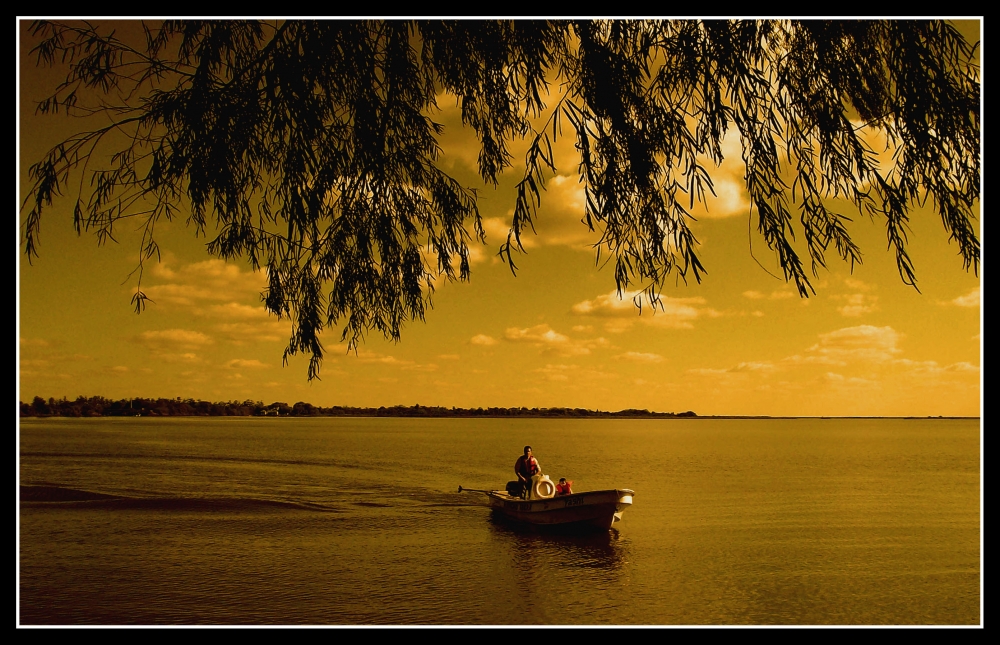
487,489,634,530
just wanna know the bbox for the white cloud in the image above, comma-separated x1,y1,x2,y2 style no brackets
616,351,664,363
213,320,288,344
833,293,879,317
402,363,439,372
532,363,619,383
892,359,980,375
852,122,899,183
534,364,574,382
470,334,498,346
572,290,717,331
157,352,203,364
687,129,751,220
782,353,846,367
504,324,609,357
138,329,214,350
143,258,266,307
225,359,268,369
689,361,776,376
947,288,980,308
819,372,879,388
729,361,777,373
843,278,875,292
347,350,436,372
807,325,903,363
480,173,600,252
743,289,796,301
943,361,980,373
205,302,269,320
352,350,408,365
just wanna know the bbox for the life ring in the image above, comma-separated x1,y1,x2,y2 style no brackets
530,474,556,499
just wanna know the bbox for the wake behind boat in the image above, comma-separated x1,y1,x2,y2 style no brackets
460,474,635,531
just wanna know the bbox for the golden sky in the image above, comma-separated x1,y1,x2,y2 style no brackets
17,19,982,417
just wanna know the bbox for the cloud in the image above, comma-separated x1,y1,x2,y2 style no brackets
943,361,980,373
224,359,268,369
402,363,439,372
143,258,265,307
892,359,980,375
572,290,718,331
528,174,602,248
352,350,409,365
832,293,879,317
730,361,777,373
743,289,795,300
534,364,574,382
843,278,875,292
504,324,609,356
781,353,846,367
686,128,751,219
138,329,214,351
470,334,498,346
480,173,600,251
348,350,436,372
464,243,491,266
689,361,777,376
481,217,527,248
818,372,879,388
852,121,899,183
157,352,203,364
20,338,50,347
213,320,289,344
616,351,664,363
206,303,269,320
946,288,980,308
437,354,460,361
532,363,619,383
807,325,903,363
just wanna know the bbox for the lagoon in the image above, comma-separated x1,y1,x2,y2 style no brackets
18,416,981,625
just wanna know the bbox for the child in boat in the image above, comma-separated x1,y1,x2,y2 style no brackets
556,478,573,495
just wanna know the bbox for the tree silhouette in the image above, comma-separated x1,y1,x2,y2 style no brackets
20,19,980,380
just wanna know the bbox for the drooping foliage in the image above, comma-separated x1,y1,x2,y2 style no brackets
21,19,980,379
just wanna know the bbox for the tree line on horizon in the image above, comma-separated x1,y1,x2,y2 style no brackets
19,395,697,419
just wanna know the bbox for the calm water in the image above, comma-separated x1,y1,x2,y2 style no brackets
18,417,980,625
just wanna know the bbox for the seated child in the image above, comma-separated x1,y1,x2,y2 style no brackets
556,477,573,495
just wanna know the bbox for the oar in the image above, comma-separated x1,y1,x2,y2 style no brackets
458,485,492,495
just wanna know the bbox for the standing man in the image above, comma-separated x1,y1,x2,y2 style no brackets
513,445,540,498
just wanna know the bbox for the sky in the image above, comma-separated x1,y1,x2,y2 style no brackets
17,19,983,417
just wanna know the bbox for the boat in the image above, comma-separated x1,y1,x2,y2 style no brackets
460,474,635,531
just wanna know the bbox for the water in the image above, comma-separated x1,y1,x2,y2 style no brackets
18,417,981,625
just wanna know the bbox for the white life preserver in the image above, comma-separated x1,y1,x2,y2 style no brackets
530,474,556,500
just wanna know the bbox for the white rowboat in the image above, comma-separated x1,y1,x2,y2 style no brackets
485,488,635,531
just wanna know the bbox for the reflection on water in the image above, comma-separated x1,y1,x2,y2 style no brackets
488,512,630,572
18,417,980,625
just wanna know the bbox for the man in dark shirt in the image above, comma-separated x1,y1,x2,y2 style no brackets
512,445,540,498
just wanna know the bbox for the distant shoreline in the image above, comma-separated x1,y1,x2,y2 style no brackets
17,396,978,420
19,396,696,419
